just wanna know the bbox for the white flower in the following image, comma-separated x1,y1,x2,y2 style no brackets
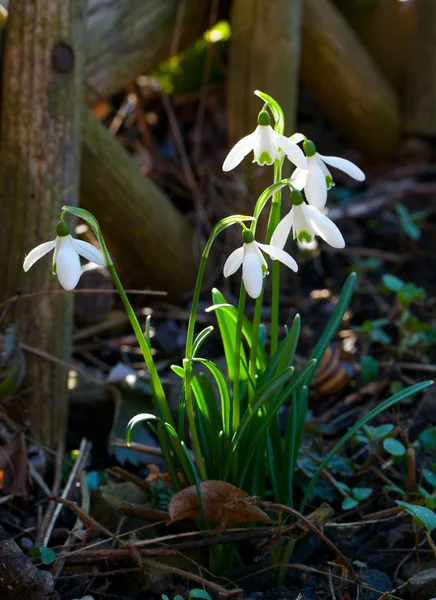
223,232,298,299
23,221,106,291
291,138,365,210
271,202,345,250
222,111,307,172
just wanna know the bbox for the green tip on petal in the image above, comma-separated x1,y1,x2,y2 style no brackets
290,189,304,206
257,150,273,165
56,220,70,237
242,229,254,244
303,139,317,157
257,110,271,126
326,175,334,189
297,230,313,244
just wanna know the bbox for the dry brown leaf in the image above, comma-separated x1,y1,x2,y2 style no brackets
145,463,185,486
168,480,272,529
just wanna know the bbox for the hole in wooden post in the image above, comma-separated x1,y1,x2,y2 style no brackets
52,42,75,74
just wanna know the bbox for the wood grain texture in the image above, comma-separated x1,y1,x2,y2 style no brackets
85,0,211,102
227,0,302,209
81,109,200,294
301,0,400,158
403,0,436,135
0,0,86,448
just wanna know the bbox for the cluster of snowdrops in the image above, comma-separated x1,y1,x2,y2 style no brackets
23,92,433,578
24,95,364,296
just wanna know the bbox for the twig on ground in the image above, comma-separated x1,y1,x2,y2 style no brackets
110,439,162,457
41,438,91,547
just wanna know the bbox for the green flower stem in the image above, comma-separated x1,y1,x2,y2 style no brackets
184,253,210,480
183,216,257,481
268,160,283,357
107,265,174,426
247,160,284,397
83,220,173,427
247,287,264,402
232,282,247,432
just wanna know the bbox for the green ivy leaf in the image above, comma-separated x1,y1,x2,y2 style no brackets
29,546,56,565
360,355,379,383
383,438,406,457
397,501,436,532
419,428,436,451
189,590,213,600
395,203,421,241
342,496,359,511
382,274,404,292
423,469,436,489
371,424,394,440
352,487,373,502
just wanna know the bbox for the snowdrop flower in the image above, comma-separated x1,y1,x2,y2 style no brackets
23,220,106,291
271,189,345,250
223,229,298,299
291,139,365,210
222,110,307,172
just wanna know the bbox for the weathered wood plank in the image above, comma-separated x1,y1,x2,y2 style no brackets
85,0,211,102
227,0,302,210
301,0,400,158
403,0,436,136
81,109,200,293
0,0,86,448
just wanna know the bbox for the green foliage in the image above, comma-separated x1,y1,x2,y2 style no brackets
397,501,436,533
395,203,422,241
29,546,56,565
383,437,406,457
153,21,230,95
340,485,373,511
419,427,436,451
162,591,212,600
360,355,379,383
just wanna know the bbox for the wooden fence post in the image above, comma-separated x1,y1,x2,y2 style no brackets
0,0,86,449
227,0,302,211
403,0,436,136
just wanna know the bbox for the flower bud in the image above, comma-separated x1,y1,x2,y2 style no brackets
56,220,70,237
303,139,317,157
242,229,254,244
257,110,271,127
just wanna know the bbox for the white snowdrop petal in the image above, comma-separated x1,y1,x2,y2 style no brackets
242,244,263,299
23,240,56,272
275,133,308,169
72,239,106,265
318,154,365,181
305,157,327,209
304,205,345,249
222,132,255,171
223,246,244,277
290,167,308,191
52,237,61,271
293,205,315,241
319,159,334,189
258,243,298,272
270,212,293,249
56,237,82,290
253,126,277,165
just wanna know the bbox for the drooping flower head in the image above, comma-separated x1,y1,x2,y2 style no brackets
23,220,106,290
271,188,345,251
223,109,307,172
223,229,298,299
291,138,366,210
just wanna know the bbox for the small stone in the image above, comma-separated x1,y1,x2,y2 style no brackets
360,569,392,600
19,537,33,551
408,568,436,600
